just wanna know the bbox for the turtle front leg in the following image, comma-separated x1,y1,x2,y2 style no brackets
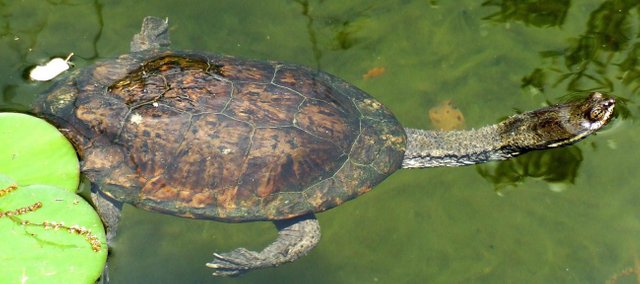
207,213,321,276
91,185,123,284
90,185,123,244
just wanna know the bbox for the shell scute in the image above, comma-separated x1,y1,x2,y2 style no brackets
302,177,350,211
215,56,276,83
240,127,347,198
119,105,191,184
38,51,406,221
295,99,358,152
224,82,303,127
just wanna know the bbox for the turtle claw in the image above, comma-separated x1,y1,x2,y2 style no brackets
207,248,265,277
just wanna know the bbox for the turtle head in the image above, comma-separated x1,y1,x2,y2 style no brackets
499,92,615,151
130,16,171,53
505,92,615,150
546,92,615,147
565,92,616,134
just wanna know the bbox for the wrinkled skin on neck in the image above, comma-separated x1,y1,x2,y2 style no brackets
402,92,615,168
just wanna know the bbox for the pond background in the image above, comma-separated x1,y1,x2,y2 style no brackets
1,0,638,283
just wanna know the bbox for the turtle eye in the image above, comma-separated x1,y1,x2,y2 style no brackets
586,97,615,123
588,106,605,122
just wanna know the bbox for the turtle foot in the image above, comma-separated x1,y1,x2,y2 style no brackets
206,248,266,277
207,215,320,277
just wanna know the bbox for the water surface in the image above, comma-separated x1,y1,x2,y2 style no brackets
0,1,637,283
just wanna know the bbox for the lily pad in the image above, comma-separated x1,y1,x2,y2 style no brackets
0,174,107,283
0,112,79,192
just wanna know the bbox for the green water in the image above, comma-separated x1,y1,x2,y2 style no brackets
1,0,638,283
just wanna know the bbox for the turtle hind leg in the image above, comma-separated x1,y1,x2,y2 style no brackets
207,213,321,277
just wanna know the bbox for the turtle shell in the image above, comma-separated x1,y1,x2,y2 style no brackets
35,50,406,221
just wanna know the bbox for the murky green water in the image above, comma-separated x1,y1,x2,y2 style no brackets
1,0,638,283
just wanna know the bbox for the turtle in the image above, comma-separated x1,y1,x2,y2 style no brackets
32,16,615,277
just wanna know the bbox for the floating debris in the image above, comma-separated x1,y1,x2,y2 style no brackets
0,184,17,197
29,53,74,81
428,100,465,131
0,201,42,218
362,66,385,80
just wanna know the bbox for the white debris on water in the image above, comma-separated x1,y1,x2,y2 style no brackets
29,53,74,81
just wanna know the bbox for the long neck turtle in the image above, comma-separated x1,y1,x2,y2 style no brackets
32,16,615,277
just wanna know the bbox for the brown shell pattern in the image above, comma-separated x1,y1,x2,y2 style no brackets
38,50,406,221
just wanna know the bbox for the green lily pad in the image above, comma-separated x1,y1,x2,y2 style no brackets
0,112,79,192
0,175,107,283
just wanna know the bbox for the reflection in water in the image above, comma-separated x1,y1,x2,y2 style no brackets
294,0,323,69
293,0,374,69
484,0,640,97
482,0,570,27
477,146,583,192
518,0,640,95
479,0,638,189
